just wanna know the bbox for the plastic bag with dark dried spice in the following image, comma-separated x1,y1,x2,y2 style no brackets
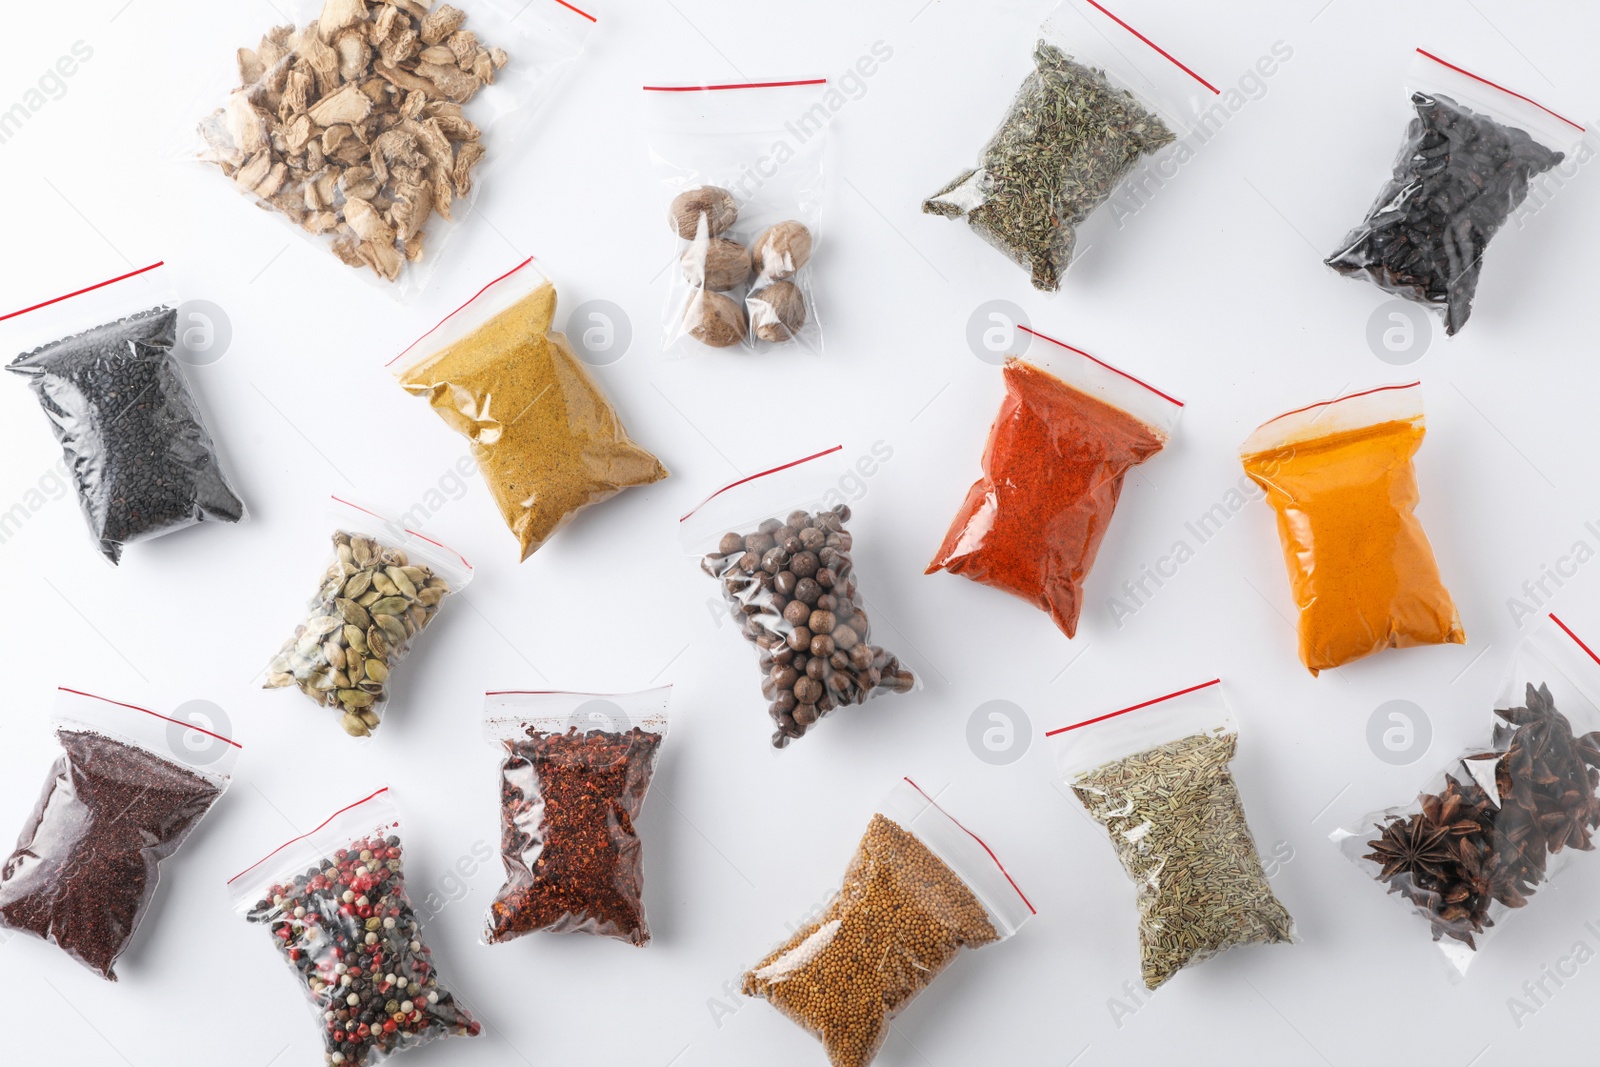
482,688,669,946
4,263,246,563
1053,679,1295,990
0,687,237,980
1334,614,1600,976
682,446,916,748
263,497,472,738
742,779,1033,1067
229,787,480,1067
922,4,1214,291
1326,49,1580,335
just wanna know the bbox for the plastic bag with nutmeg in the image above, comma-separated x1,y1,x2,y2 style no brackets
644,77,829,356
741,778,1034,1067
682,446,918,748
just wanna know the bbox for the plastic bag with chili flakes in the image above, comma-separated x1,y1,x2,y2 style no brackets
228,787,481,1067
927,331,1181,639
683,446,917,748
481,688,669,946
1333,614,1600,976
1239,382,1464,675
0,687,238,980
741,778,1034,1067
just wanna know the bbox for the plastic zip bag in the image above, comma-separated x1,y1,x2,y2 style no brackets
391,257,667,560
683,447,917,748
191,0,594,296
1239,382,1464,675
926,327,1181,638
1334,613,1600,976
0,687,238,980
644,78,828,355
741,777,1033,1067
1326,48,1584,335
263,496,472,737
3,261,247,564
482,687,669,946
923,0,1218,290
228,786,481,1066
1051,679,1294,989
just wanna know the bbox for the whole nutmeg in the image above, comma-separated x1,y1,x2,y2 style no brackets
751,221,813,279
748,281,806,344
684,290,747,348
682,237,751,291
669,185,738,239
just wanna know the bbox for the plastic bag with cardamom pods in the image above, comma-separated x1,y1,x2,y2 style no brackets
262,496,473,737
644,76,830,356
682,445,919,749
1051,678,1295,990
187,0,596,298
741,777,1034,1067
1333,613,1600,977
922,0,1220,291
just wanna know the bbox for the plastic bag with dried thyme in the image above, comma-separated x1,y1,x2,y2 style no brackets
741,779,1033,1067
1052,679,1294,989
392,258,667,561
1334,613,1600,976
923,4,1215,290
193,0,594,295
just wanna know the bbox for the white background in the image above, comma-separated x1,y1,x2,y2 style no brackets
1,0,1598,1065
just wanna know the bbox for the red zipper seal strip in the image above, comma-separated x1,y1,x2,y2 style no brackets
1046,678,1222,737
643,78,827,92
680,445,842,523
331,495,472,572
389,256,534,367
1082,0,1218,95
1018,325,1183,407
902,777,1036,915
1260,381,1420,428
58,686,241,748
0,261,164,324
1416,48,1583,133
1550,613,1600,667
551,0,597,22
228,786,392,885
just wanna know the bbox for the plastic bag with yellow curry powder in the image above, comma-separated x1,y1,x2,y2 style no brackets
393,259,667,560
1239,382,1463,675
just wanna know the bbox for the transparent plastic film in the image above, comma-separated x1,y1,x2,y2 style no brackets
1051,680,1294,989
262,497,472,737
227,787,481,1066
0,688,237,980
927,330,1180,638
480,687,670,946
740,779,1031,1067
684,447,917,748
1325,48,1585,335
392,258,667,561
1240,383,1463,675
1333,614,1600,976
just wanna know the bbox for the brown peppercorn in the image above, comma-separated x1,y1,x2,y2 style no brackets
718,532,745,556
792,703,819,728
808,610,836,635
810,634,835,658
793,677,823,705
783,600,811,626
790,551,819,579
786,626,812,652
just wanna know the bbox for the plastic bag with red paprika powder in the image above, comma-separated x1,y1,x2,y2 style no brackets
228,787,480,1067
0,687,238,980
926,330,1181,638
481,688,670,946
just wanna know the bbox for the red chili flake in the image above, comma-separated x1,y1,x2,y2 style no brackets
927,357,1167,638
0,730,225,980
486,727,663,946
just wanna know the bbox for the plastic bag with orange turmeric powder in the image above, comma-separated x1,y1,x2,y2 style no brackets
926,333,1181,639
1239,382,1464,675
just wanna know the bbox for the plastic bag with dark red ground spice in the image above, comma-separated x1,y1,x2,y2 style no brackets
228,787,480,1067
482,688,670,946
927,333,1181,639
0,688,237,980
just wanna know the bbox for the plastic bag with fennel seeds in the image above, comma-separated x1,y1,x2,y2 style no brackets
922,2,1216,290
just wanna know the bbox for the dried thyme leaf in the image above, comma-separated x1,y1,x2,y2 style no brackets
1073,731,1293,988
924,41,1176,291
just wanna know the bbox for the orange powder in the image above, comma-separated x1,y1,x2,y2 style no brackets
1240,402,1463,675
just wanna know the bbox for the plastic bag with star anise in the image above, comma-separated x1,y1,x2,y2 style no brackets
1333,613,1600,975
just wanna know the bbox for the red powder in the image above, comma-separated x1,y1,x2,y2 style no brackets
926,358,1166,638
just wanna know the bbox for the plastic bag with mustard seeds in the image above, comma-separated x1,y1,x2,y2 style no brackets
741,779,1033,1067
392,258,667,561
